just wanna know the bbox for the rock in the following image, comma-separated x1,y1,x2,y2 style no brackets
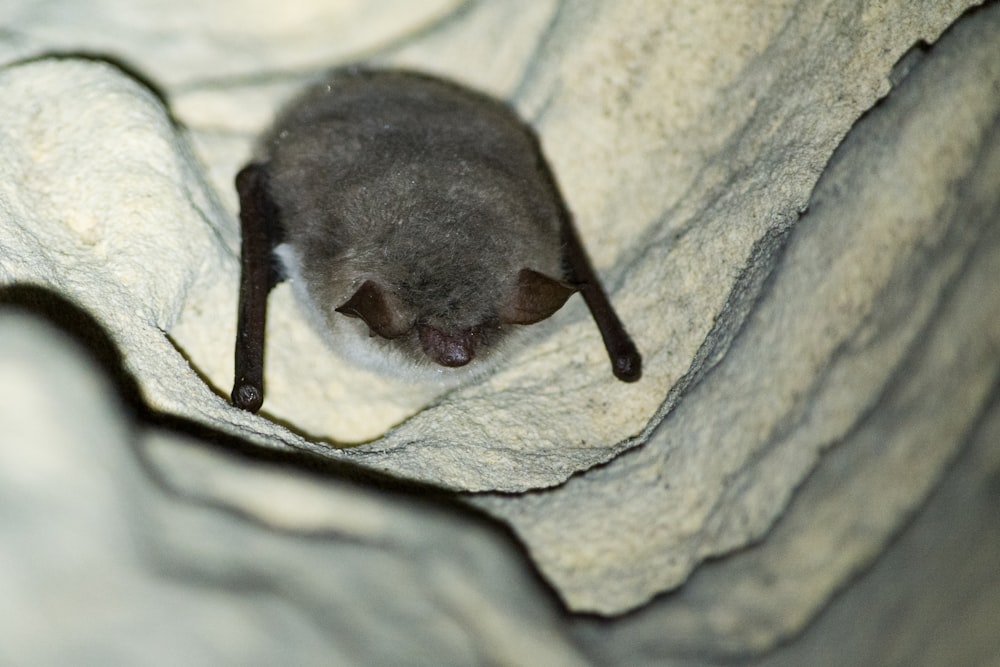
745,400,1000,667
577,386,1000,665
0,1,977,493
1,0,997,664
0,311,586,666
471,0,1000,615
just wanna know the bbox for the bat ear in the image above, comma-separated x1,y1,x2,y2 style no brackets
335,280,412,339
499,268,576,325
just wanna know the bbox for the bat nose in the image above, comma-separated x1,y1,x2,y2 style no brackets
437,345,472,367
418,324,473,367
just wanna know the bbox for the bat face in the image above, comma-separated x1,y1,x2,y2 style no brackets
231,68,640,412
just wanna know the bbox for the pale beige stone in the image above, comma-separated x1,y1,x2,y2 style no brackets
476,0,1000,618
0,312,585,666
1,0,997,663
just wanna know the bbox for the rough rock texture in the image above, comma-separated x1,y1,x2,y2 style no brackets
2,0,998,664
0,312,586,666
474,0,1000,615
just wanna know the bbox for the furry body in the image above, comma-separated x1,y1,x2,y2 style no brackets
230,68,640,412
261,69,567,379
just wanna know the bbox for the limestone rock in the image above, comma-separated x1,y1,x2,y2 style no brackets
474,0,1000,616
0,311,585,666
0,1,978,494
1,0,998,664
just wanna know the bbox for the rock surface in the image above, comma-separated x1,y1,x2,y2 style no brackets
474,0,1000,616
1,0,998,664
0,312,586,666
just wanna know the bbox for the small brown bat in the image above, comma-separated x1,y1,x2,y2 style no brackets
232,68,640,413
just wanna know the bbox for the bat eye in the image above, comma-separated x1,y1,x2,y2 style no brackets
335,280,412,339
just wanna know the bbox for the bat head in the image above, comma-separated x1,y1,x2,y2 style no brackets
333,268,575,370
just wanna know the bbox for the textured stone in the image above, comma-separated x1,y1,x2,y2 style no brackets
1,0,998,664
0,312,585,666
0,1,976,493
745,399,1000,667
577,385,1000,665
473,0,1000,615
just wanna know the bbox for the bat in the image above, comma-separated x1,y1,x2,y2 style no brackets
231,68,641,413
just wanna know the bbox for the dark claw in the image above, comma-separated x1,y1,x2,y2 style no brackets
612,343,642,382
232,382,263,413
